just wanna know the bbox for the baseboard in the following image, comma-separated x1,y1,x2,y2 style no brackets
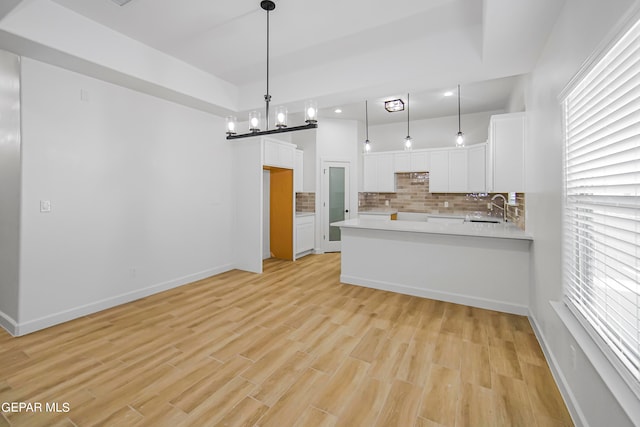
14,263,234,336
340,274,528,316
295,249,315,260
528,311,584,427
0,310,18,336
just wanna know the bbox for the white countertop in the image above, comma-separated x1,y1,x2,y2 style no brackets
358,210,398,215
332,218,532,241
295,212,315,218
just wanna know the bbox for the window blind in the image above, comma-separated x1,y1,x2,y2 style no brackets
562,17,640,394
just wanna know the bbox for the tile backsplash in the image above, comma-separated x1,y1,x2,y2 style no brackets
359,172,525,229
296,192,316,212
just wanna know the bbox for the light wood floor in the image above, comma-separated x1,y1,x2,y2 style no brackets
0,253,573,427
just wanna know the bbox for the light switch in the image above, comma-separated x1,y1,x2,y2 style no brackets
40,200,51,213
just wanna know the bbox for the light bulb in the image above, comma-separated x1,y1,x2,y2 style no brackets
404,136,412,150
364,140,371,152
305,100,318,123
456,132,464,146
275,106,287,128
249,111,260,131
225,116,237,135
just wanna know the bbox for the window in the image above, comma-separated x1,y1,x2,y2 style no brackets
562,17,640,395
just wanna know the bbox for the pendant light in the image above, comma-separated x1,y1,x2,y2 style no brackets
456,84,464,147
404,93,412,150
226,1,318,140
363,100,371,152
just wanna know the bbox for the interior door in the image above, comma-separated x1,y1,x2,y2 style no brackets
322,161,350,252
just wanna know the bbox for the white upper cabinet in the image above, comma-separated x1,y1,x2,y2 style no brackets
363,144,486,193
263,138,296,169
410,151,430,172
294,149,304,192
363,153,395,192
487,112,525,192
429,150,449,193
448,149,468,192
393,153,411,172
467,144,486,192
393,151,430,173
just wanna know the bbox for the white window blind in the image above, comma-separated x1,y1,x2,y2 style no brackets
562,17,640,394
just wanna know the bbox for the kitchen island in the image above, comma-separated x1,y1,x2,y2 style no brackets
332,218,533,315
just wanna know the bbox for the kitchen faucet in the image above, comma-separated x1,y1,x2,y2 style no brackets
490,194,508,222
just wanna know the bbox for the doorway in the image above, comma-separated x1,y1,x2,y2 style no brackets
263,166,294,260
321,161,351,252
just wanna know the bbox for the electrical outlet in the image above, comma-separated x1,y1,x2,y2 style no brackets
385,200,389,206
444,201,449,208
487,202,492,210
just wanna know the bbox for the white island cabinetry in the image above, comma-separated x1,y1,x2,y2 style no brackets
334,218,532,315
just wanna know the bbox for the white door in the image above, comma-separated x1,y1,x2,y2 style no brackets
322,161,350,252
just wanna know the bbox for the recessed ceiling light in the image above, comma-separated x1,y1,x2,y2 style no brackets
334,108,342,114
444,91,454,97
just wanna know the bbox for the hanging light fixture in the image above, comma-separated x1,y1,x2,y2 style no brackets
226,1,318,140
363,100,371,152
384,98,404,112
456,84,464,147
404,93,412,150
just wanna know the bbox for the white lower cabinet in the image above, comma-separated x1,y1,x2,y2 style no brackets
295,215,315,257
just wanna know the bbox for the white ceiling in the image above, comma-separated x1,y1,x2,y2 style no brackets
17,0,565,124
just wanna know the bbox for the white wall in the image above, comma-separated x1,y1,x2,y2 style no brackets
366,110,503,152
525,0,638,425
0,0,237,115
315,119,359,251
506,74,527,113
0,50,21,330
16,58,234,334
